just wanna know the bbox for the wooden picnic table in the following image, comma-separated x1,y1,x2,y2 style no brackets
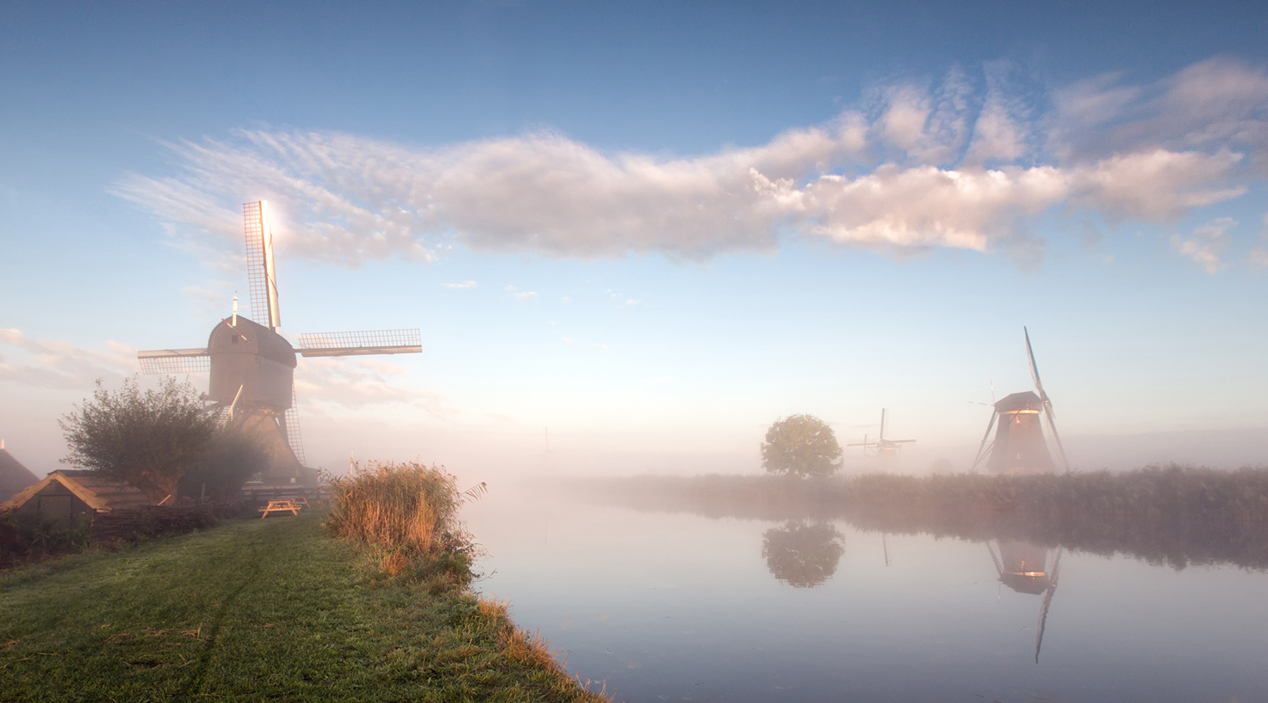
259,499,302,518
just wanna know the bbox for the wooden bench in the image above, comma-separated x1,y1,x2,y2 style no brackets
259,499,301,518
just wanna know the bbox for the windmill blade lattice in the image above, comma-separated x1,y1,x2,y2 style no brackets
137,349,210,375
298,329,422,357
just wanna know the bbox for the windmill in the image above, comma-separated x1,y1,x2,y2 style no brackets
136,201,422,490
987,540,1064,663
848,409,915,472
970,328,1069,474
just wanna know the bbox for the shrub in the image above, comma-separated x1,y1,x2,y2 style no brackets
325,461,484,556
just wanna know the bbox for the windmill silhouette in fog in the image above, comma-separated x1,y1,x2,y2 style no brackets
848,409,915,472
136,201,422,489
971,328,1069,474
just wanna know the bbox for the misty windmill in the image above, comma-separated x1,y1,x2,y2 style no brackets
848,409,915,472
971,328,1069,474
136,201,422,489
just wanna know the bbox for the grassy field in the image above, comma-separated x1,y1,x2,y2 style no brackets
0,511,606,702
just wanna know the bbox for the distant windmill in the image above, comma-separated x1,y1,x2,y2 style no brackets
987,540,1064,663
136,201,422,489
848,409,915,472
971,328,1069,474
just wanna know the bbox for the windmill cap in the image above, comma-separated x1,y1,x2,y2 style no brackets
994,391,1043,412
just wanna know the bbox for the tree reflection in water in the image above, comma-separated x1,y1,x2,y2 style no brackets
761,521,844,588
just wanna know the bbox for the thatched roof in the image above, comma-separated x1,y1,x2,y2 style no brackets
0,447,41,503
0,470,152,512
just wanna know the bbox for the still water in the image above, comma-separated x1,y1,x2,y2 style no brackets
463,484,1268,702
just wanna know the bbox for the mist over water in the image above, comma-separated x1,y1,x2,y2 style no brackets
464,478,1268,702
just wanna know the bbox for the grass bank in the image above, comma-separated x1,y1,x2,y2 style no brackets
0,510,606,702
575,465,1268,570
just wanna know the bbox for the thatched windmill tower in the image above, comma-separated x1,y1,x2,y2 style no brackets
848,408,915,472
136,202,422,489
971,328,1069,474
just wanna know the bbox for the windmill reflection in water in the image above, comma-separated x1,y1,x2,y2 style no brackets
974,328,1068,663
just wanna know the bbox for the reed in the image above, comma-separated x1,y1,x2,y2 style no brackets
325,460,471,554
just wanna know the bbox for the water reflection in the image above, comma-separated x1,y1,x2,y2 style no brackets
761,521,844,588
988,540,1064,663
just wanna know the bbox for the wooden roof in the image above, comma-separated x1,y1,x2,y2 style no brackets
0,448,41,503
0,470,152,512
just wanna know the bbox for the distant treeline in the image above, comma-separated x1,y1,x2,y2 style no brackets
569,465,1268,571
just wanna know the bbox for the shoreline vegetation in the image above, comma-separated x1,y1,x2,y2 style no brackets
569,465,1268,571
0,462,607,702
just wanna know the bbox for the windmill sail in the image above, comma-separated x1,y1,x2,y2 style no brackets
137,348,211,374
298,329,423,357
1035,547,1063,663
244,201,281,329
1024,327,1070,471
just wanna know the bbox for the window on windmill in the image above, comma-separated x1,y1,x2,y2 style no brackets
232,336,239,344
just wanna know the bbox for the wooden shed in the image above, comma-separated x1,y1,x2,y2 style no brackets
0,470,152,531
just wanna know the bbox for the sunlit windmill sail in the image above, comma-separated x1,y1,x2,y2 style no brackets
136,201,422,491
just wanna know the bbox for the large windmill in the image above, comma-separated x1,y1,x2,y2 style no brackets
971,328,1069,474
137,201,422,489
987,540,1064,663
848,409,915,472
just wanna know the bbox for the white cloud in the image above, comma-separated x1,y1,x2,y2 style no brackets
295,357,449,416
625,299,641,306
592,343,611,352
1172,217,1235,274
0,329,138,390
115,58,1268,268
505,285,539,302
442,280,477,289
561,337,577,348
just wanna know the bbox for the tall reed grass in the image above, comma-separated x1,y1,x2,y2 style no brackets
325,461,482,555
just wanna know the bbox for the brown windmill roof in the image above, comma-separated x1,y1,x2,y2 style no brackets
0,470,152,513
0,448,41,503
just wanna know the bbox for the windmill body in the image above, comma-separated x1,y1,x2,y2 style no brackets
137,201,422,491
971,328,1069,475
985,391,1054,474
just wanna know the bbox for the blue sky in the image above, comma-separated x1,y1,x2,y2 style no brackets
3,1,1267,478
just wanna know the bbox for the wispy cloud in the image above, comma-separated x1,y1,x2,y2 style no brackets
0,329,138,390
116,58,1268,267
505,285,538,302
1172,217,1235,274
442,280,477,289
295,357,450,416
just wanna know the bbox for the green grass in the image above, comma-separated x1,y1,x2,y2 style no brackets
0,511,606,702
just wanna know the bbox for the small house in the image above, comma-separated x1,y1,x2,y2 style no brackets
0,470,152,531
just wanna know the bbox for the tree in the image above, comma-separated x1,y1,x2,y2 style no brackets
760,414,842,477
178,426,270,501
60,376,218,501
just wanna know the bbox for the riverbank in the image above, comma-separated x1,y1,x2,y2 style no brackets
0,510,606,702
572,465,1268,570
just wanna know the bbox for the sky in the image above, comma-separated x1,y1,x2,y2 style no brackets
2,0,1267,481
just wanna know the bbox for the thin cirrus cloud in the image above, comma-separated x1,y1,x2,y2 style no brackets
442,280,478,289
114,58,1267,267
0,329,138,390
